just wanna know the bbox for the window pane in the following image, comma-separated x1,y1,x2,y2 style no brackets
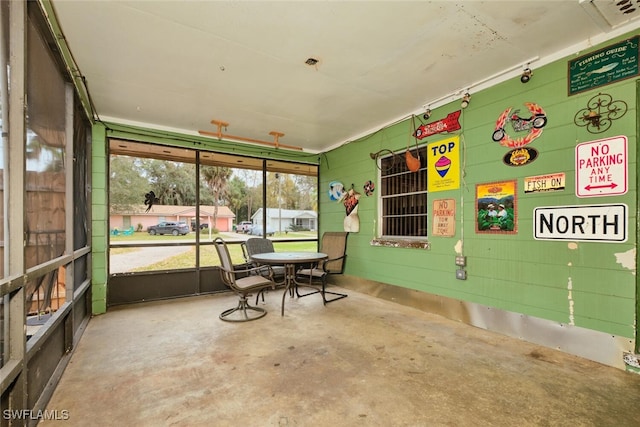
23,11,70,340
108,142,318,273
25,15,67,269
265,162,318,241
199,166,263,235
109,155,197,272
73,101,90,252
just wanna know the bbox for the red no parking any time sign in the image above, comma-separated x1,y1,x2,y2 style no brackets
575,135,627,198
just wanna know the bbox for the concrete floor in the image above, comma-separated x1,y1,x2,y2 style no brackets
40,287,640,427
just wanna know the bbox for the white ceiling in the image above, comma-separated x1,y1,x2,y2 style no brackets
50,0,640,153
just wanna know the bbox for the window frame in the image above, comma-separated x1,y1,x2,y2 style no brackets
376,145,429,241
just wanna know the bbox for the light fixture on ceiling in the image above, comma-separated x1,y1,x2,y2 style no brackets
423,107,432,120
618,0,638,15
199,120,302,151
305,57,319,66
579,0,639,31
521,66,533,83
461,93,471,109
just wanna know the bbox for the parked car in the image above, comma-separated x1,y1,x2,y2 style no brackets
190,220,209,231
147,221,190,236
248,224,275,237
237,221,253,233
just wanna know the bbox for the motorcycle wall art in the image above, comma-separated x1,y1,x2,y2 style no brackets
492,102,547,166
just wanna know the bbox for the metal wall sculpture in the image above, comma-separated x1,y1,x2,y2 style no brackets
573,92,628,134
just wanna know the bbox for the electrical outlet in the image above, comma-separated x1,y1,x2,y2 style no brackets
455,255,466,267
456,269,467,280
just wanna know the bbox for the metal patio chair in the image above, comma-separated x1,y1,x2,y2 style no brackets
243,237,286,303
295,231,349,304
213,237,277,322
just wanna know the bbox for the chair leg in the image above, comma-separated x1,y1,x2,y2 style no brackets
255,288,267,305
295,274,321,298
320,277,348,305
255,281,280,305
294,273,347,304
220,295,267,322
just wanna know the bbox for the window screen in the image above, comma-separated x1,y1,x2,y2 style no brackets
379,146,428,238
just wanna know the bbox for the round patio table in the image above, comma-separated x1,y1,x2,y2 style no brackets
249,251,328,316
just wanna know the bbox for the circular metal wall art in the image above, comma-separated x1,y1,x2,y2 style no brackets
574,92,627,134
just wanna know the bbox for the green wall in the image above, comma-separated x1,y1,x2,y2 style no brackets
320,32,638,341
91,124,108,314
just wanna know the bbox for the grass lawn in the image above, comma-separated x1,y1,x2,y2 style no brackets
110,231,318,272
110,230,318,242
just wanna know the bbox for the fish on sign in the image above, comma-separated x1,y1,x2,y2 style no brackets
524,173,565,194
575,135,627,198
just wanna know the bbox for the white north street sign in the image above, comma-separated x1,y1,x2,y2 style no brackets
534,204,627,242
575,135,627,198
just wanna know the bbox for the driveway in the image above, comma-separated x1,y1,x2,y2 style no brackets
110,245,192,274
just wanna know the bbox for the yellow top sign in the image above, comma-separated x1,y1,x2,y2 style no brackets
427,136,460,192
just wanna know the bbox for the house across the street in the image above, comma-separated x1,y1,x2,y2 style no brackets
251,208,317,233
110,205,236,232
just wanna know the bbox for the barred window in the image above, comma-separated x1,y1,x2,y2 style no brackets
379,146,428,238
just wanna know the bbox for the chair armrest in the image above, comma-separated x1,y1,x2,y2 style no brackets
322,254,346,273
220,264,274,276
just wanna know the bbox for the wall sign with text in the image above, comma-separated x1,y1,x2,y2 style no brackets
534,204,627,243
431,199,456,237
524,173,565,194
427,136,460,192
414,111,461,139
568,36,639,96
575,135,627,198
